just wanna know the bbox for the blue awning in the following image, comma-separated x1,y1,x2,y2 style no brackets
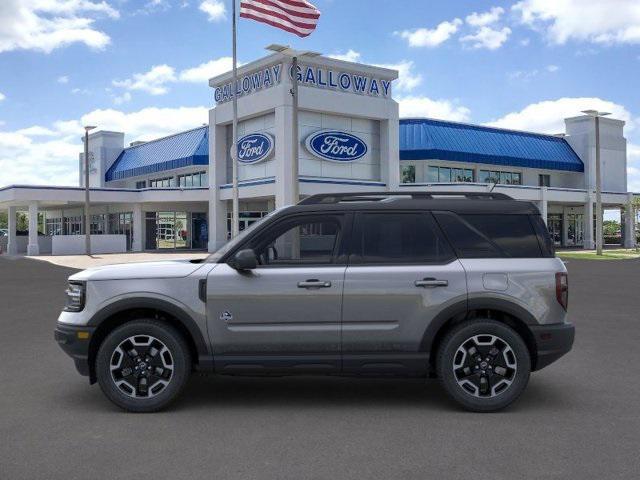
105,126,209,181
399,118,584,172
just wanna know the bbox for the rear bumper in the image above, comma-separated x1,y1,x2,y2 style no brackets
54,323,95,377
530,322,575,371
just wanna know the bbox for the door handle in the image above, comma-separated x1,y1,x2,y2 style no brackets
415,278,448,288
297,279,332,289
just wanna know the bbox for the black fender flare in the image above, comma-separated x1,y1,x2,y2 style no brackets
420,297,538,355
87,297,211,362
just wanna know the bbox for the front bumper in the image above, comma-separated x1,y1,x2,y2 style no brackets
530,322,575,371
54,323,96,377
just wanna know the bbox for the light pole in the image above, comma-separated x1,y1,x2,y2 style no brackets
83,125,96,255
581,110,610,255
266,44,320,205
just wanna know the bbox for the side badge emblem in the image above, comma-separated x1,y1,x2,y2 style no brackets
220,311,233,322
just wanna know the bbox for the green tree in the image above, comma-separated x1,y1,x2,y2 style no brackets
0,211,6,230
17,213,28,232
603,220,620,237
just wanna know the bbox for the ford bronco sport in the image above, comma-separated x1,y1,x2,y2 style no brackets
55,192,574,412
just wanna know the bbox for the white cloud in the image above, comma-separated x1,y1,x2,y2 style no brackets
0,92,5,102
396,19,462,47
0,106,208,187
0,0,119,54
461,26,511,50
328,50,362,63
466,7,504,27
16,126,57,136
373,60,422,93
513,0,640,45
327,53,422,93
81,106,209,141
486,97,635,134
57,75,69,84
112,57,235,97
179,57,234,82
113,64,177,95
520,38,531,46
135,0,170,15
199,0,226,22
508,69,539,81
113,91,132,105
398,96,471,122
508,64,560,81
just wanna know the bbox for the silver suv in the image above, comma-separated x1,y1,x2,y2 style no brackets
55,192,574,412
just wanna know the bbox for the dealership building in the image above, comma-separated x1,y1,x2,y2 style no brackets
0,52,637,255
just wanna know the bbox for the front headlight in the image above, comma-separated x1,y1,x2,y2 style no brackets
64,282,85,312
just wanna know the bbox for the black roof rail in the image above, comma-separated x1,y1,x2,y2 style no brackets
298,191,512,205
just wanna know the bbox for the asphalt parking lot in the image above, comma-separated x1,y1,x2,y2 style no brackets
1,256,639,479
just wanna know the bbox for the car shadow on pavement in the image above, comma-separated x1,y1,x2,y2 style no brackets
55,373,573,414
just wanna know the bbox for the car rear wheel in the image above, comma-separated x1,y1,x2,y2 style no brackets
96,320,191,412
436,319,530,412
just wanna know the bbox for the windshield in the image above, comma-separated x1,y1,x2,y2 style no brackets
206,207,288,263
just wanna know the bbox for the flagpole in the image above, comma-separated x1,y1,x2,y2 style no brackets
231,0,240,238
291,55,299,204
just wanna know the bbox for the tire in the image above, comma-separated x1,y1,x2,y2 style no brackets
96,319,191,413
436,319,531,412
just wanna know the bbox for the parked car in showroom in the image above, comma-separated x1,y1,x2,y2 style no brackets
55,192,574,413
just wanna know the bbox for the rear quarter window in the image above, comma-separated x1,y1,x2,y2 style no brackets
434,212,544,258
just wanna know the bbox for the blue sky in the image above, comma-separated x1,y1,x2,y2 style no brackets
1,0,639,192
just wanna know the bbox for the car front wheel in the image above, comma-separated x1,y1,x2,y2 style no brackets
96,320,191,412
436,319,531,412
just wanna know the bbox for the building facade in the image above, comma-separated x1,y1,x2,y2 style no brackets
0,52,637,255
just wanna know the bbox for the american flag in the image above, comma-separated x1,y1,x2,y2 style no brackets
240,0,321,38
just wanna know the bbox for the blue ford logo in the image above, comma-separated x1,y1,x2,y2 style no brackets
305,131,368,162
235,133,274,164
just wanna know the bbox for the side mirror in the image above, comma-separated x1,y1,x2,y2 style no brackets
231,249,257,271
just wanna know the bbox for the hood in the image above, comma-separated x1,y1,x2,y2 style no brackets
69,259,205,282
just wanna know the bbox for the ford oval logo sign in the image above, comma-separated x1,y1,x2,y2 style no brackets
234,133,274,164
305,130,367,162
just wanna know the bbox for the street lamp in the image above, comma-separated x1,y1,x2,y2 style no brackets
581,110,610,255
266,44,321,204
83,125,96,256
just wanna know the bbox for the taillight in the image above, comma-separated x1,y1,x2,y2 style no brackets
555,272,568,310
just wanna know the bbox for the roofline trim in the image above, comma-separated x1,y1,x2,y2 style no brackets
400,117,570,141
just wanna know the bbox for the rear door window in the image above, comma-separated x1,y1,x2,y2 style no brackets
350,212,455,264
434,212,543,258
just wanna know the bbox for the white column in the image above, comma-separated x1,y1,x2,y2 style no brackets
624,193,636,248
584,195,595,250
380,114,400,190
27,203,40,256
538,187,548,225
132,204,143,252
7,206,17,255
209,114,230,252
274,104,295,208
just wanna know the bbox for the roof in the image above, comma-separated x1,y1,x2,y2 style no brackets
399,118,584,172
105,126,209,182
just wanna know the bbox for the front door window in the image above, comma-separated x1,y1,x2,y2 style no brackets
567,214,584,246
547,214,563,247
